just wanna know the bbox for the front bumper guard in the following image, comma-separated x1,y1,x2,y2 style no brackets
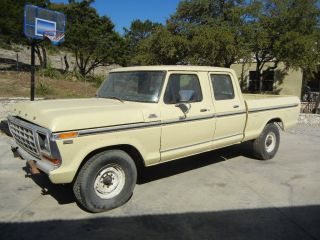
10,140,56,174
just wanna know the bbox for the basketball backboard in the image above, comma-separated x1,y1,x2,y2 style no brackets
24,4,66,44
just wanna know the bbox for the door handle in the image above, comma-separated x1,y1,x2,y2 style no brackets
233,105,239,108
200,108,209,112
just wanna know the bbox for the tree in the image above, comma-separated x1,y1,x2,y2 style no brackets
62,1,126,77
131,26,189,65
165,0,251,67
124,20,161,65
246,0,320,92
124,20,161,49
0,0,50,69
187,23,249,67
0,0,49,45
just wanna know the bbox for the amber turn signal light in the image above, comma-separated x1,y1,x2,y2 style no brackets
42,154,61,165
56,131,78,139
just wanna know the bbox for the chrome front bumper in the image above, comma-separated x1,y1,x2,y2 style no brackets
10,139,55,174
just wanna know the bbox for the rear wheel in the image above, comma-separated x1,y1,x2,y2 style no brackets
252,123,280,160
73,150,137,213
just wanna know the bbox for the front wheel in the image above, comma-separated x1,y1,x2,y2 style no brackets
252,123,280,160
73,150,137,213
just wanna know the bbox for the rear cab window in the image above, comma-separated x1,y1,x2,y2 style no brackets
210,74,235,100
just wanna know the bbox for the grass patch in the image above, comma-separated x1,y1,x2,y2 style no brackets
85,74,105,87
38,66,63,80
36,82,54,96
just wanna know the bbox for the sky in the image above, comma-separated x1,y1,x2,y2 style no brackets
51,0,181,34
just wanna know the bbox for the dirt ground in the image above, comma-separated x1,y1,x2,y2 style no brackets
0,71,97,98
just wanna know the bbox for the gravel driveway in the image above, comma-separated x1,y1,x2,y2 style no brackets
0,125,319,240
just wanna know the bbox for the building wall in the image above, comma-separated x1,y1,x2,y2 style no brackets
230,62,303,98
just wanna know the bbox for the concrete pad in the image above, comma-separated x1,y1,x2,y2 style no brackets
0,126,319,239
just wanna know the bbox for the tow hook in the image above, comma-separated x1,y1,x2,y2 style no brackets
27,160,41,174
11,146,18,152
11,146,19,158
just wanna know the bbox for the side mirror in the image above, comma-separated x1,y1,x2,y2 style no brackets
175,103,191,119
175,103,189,113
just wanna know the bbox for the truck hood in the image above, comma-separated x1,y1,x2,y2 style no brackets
9,98,146,132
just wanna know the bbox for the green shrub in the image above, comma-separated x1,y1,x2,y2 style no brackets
85,74,105,87
36,82,53,96
38,65,63,80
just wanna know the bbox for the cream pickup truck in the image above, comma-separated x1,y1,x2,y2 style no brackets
8,66,300,212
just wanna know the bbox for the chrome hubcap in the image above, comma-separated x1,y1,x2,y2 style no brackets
94,164,125,199
265,132,276,153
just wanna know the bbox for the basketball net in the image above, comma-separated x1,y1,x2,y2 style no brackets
43,31,65,46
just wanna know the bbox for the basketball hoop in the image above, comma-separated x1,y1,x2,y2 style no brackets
43,30,65,46
24,4,66,101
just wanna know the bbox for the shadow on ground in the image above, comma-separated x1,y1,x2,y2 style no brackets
23,166,76,205
0,120,11,137
138,142,254,184
21,142,255,206
0,57,31,72
0,205,319,240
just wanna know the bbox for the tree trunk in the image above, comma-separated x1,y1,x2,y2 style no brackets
75,51,86,77
41,45,47,69
79,67,86,77
34,45,43,68
313,78,320,114
255,63,262,93
240,61,246,91
34,44,47,69
64,55,69,73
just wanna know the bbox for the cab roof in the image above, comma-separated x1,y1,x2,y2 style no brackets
110,65,235,73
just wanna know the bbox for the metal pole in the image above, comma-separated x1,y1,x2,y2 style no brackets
16,53,19,71
30,41,35,101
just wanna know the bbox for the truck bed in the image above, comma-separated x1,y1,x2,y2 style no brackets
242,94,300,141
243,94,300,111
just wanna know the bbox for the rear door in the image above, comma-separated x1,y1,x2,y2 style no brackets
209,72,246,146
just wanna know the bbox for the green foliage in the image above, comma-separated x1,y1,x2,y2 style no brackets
36,81,54,96
131,26,189,65
132,0,251,67
0,0,319,95
130,0,320,76
53,1,126,77
241,0,320,91
0,0,49,44
38,65,63,80
124,20,161,49
85,74,105,87
187,24,247,67
124,20,161,65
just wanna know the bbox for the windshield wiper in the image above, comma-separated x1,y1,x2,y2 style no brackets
100,96,125,103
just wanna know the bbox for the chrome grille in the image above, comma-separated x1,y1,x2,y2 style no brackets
9,120,39,157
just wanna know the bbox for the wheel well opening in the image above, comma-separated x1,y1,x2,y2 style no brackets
73,145,145,183
267,118,284,130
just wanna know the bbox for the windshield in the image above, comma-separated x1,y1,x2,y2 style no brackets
97,71,165,103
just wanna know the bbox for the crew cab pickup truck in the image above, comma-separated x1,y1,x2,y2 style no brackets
8,66,300,212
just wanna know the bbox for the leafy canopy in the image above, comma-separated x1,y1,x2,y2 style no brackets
56,1,126,76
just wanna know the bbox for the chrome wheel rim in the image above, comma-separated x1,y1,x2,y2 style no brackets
265,132,276,153
94,164,125,199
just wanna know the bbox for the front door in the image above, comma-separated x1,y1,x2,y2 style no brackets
160,72,215,162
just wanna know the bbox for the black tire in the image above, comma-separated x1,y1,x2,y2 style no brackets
252,123,280,160
73,150,137,213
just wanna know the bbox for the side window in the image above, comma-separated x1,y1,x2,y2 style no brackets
164,74,203,104
211,74,235,100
